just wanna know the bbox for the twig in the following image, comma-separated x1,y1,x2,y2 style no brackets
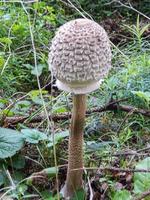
76,167,150,173
28,165,150,174
84,168,94,200
4,99,150,126
60,0,93,20
112,151,150,157
137,146,150,153
0,54,11,75
134,189,150,200
116,108,136,134
0,0,38,3
117,0,150,21
65,0,87,19
114,104,150,117
127,146,150,166
105,0,150,20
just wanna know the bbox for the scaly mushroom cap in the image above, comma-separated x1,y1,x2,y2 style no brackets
48,18,111,94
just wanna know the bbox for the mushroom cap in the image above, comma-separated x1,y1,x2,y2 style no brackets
48,18,111,94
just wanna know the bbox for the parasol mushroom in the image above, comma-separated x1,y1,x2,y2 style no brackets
48,18,112,199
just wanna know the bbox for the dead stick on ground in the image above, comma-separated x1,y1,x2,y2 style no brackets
82,167,150,173
112,152,150,157
137,146,150,153
134,190,150,200
3,99,150,125
28,166,150,182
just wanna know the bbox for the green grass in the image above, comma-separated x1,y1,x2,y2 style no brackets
0,1,150,199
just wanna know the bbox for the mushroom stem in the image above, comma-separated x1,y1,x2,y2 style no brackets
63,94,86,199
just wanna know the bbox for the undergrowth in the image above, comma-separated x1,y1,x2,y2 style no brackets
0,1,150,200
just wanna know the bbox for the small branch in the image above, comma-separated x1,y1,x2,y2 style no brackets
116,105,150,117
134,189,150,200
116,108,136,134
117,1,150,21
77,167,150,173
106,0,150,20
112,151,150,157
0,0,38,3
137,146,150,153
29,165,150,175
3,99,150,126
27,165,150,185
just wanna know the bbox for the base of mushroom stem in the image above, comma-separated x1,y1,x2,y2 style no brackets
60,183,86,200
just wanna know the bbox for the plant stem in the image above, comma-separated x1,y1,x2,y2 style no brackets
63,94,86,199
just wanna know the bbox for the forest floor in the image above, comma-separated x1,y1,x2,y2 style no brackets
0,1,150,200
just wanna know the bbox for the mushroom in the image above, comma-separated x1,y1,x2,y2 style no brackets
48,18,111,199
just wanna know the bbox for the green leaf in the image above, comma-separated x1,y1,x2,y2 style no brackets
11,154,25,169
71,189,86,200
0,172,5,186
112,190,132,200
2,109,14,117
52,130,69,142
12,171,25,184
0,56,5,68
140,24,149,36
43,167,58,178
86,141,117,152
0,102,4,109
29,90,48,98
28,90,48,105
24,64,33,69
12,100,31,115
47,131,69,147
18,184,28,196
132,91,150,102
0,99,8,104
41,191,58,200
12,24,26,34
21,128,47,144
15,100,31,107
0,37,12,45
134,157,150,194
30,96,43,105
136,15,140,35
31,64,45,77
106,76,119,90
2,14,11,21
53,106,67,114
0,128,24,159
27,167,57,186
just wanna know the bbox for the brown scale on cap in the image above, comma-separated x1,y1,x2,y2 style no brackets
49,18,111,94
